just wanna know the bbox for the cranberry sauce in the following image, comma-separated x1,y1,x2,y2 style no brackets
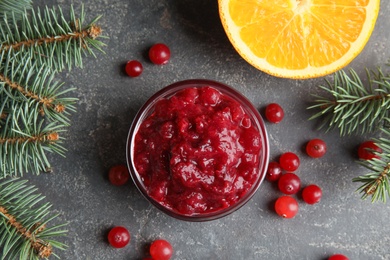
133,86,262,215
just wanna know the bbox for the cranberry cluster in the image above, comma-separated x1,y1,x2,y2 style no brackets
125,43,171,77
266,151,323,219
264,103,351,260
264,103,325,219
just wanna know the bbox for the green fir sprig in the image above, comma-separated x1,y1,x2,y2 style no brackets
353,128,390,202
0,4,106,177
0,100,67,178
308,68,390,136
0,4,106,72
0,2,107,258
0,52,77,126
0,50,71,179
308,67,390,202
0,178,67,259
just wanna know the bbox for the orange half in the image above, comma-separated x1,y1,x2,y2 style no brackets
218,0,380,79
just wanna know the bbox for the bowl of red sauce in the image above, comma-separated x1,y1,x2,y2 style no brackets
126,79,269,221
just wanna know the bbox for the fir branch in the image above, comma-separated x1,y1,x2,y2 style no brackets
0,178,67,259
0,4,106,72
0,4,106,177
0,52,77,126
353,128,390,202
0,130,60,145
308,68,390,136
0,101,67,178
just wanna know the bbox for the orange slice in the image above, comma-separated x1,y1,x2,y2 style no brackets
218,0,380,79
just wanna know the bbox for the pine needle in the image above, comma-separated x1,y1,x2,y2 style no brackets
0,0,32,24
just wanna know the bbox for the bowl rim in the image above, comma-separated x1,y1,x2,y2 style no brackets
126,79,269,222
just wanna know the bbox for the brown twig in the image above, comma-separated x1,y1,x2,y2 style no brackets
364,163,390,195
0,73,65,115
0,132,59,144
1,25,102,52
320,94,387,109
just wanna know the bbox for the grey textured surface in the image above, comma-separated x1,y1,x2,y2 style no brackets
26,0,390,259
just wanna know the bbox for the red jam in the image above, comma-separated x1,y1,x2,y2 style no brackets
133,86,262,215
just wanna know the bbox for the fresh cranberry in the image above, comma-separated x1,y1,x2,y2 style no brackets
125,60,143,77
279,152,300,172
107,226,130,248
302,184,322,204
108,165,130,186
266,161,282,182
358,140,382,160
150,239,173,260
278,173,301,195
306,138,327,158
149,43,171,65
275,196,298,218
328,254,349,260
265,103,284,123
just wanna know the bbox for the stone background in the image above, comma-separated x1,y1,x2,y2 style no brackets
26,0,390,259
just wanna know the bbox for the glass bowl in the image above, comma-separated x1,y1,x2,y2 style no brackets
126,79,269,221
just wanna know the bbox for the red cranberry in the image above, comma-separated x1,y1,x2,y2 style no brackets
125,60,143,77
279,152,300,172
275,196,298,218
150,239,173,260
265,103,284,123
266,161,282,182
107,226,130,248
358,141,382,160
149,43,171,65
278,173,301,195
108,165,130,186
306,139,327,158
302,184,322,204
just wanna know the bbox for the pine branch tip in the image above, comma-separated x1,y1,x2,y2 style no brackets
88,24,102,39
